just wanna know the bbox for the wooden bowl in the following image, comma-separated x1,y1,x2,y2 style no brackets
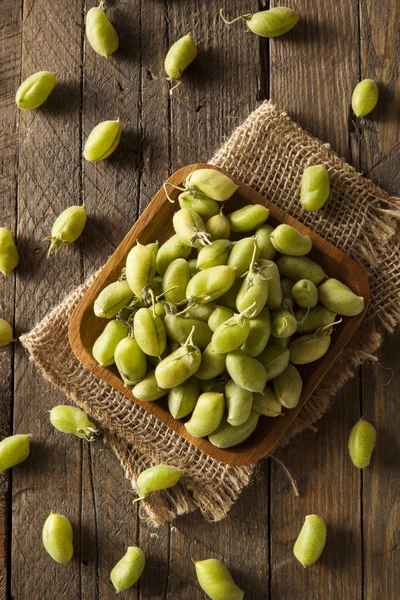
69,164,370,466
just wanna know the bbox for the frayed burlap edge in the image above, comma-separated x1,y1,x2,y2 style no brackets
21,101,400,527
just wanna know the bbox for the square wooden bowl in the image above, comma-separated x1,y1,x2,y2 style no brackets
69,164,370,466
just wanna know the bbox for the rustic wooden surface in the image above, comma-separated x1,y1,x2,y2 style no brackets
0,0,399,598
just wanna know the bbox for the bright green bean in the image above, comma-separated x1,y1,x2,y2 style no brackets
155,328,201,388
293,514,327,567
164,314,212,349
225,379,253,426
126,242,156,297
205,209,231,241
156,234,191,275
255,224,276,260
195,343,226,380
208,411,259,449
226,350,267,393
115,336,147,385
252,388,282,417
318,278,365,316
273,364,303,409
270,224,312,256
92,320,128,366
277,255,327,286
168,378,200,419
227,204,269,232
186,265,236,303
162,258,190,303
257,345,290,381
185,392,225,437
134,307,167,356
110,546,146,593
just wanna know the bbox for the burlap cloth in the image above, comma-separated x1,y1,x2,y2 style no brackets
21,102,400,526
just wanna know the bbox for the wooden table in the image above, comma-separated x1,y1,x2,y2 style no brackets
1,0,399,598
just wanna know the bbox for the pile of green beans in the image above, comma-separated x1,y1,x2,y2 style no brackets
91,168,365,449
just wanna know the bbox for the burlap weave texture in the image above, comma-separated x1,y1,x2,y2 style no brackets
21,102,400,526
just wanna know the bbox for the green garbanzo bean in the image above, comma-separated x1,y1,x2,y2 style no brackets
293,514,327,567
348,418,376,468
110,546,145,593
86,3,119,57
225,379,253,426
277,255,327,286
132,370,167,402
173,207,211,248
186,265,236,303
252,388,282,417
255,224,276,260
292,279,318,308
94,280,134,319
126,241,156,297
220,7,299,38
178,191,219,221
227,204,269,233
156,234,191,275
197,239,232,270
273,364,302,408
240,306,271,357
257,346,290,381
351,79,379,117
155,327,201,388
16,71,56,110
194,558,244,600
46,206,87,258
0,228,19,276
300,165,330,212
270,224,312,256
318,278,365,316
115,336,147,385
205,209,231,241
49,406,99,441
185,169,238,202
168,378,200,419
92,320,128,366
185,392,225,438
134,464,182,500
195,343,226,380
0,434,31,473
226,349,267,393
42,512,73,564
83,119,121,161
0,318,14,347
165,33,197,96
164,314,212,350
208,411,259,449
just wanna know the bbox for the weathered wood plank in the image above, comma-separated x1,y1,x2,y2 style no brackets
269,1,363,598
362,339,400,599
0,1,23,597
359,1,400,596
11,0,84,598
165,1,267,597
269,0,359,160
80,1,170,597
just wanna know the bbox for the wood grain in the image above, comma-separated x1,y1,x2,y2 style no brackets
359,2,400,596
268,1,364,598
11,0,84,598
0,1,23,596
